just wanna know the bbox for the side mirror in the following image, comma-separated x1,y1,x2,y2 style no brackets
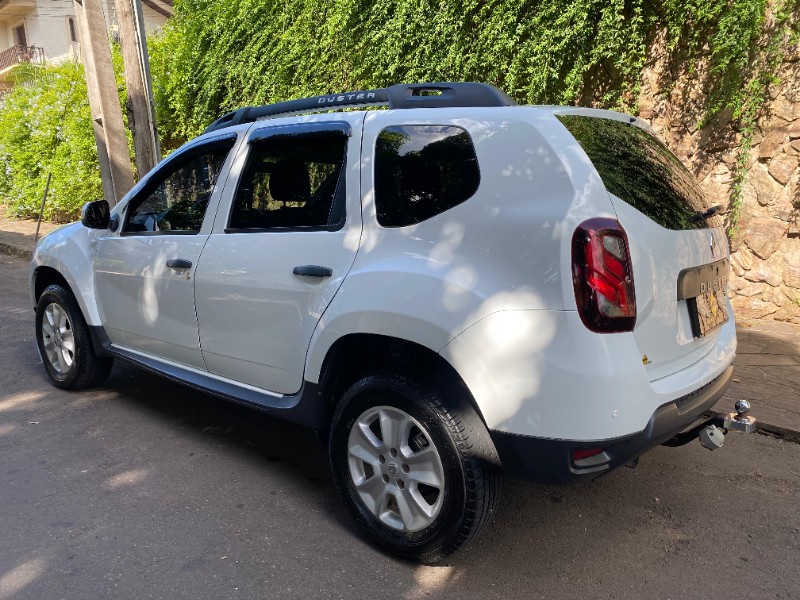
81,200,110,229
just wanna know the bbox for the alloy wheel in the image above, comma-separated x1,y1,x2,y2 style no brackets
40,302,76,375
346,405,445,532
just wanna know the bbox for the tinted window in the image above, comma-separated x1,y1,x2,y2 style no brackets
558,115,721,230
124,146,230,233
375,125,480,227
229,135,347,230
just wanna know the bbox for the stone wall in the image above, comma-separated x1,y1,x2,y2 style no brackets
636,21,800,324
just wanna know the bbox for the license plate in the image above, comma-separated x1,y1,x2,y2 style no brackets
688,289,729,337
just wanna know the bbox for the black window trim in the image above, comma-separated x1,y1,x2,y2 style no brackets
224,123,351,234
248,120,352,144
120,133,238,237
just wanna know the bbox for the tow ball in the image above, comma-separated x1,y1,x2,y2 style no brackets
663,400,757,451
723,400,757,433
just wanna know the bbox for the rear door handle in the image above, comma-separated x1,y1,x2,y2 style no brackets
166,258,193,269
293,265,333,278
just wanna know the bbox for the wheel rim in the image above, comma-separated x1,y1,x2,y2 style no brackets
346,405,445,533
41,302,76,375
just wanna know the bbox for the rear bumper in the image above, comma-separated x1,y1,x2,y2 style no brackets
491,365,734,484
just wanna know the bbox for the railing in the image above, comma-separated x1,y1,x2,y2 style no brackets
0,45,44,72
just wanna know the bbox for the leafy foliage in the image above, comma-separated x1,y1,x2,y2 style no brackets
0,61,103,220
152,0,791,143
1,0,797,222
150,0,655,139
0,50,131,221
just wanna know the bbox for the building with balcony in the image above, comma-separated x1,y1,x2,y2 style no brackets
0,0,172,93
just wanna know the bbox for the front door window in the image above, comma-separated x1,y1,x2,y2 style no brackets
124,147,230,234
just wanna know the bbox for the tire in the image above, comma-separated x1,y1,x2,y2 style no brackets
35,284,113,390
329,374,501,563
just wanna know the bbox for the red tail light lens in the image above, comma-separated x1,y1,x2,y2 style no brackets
572,218,636,333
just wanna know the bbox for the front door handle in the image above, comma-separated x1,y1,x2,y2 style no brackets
293,265,333,278
166,258,193,269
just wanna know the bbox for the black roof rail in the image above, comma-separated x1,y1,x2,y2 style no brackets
203,82,517,134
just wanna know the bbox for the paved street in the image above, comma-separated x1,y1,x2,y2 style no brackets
1,254,799,600
717,318,800,437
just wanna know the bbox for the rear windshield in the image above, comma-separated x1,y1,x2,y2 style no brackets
558,115,720,230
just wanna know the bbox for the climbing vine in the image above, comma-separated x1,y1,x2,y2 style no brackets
147,0,798,234
151,0,791,142
725,0,798,234
1,0,797,221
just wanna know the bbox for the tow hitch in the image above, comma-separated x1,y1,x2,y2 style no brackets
723,400,757,433
663,400,757,451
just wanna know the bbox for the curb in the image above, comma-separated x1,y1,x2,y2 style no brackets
753,422,800,445
706,410,799,444
0,241,32,261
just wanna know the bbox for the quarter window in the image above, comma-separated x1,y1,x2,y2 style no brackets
374,125,480,227
124,145,231,234
229,134,347,230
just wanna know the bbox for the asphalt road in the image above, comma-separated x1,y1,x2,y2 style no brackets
1,254,799,600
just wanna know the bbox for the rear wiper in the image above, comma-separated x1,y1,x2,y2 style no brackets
691,205,724,222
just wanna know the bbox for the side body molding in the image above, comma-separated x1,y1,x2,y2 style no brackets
109,342,326,429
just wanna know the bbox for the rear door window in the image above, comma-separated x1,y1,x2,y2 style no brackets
228,133,347,231
557,115,720,230
374,125,480,227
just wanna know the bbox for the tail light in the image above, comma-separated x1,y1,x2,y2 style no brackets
572,218,636,333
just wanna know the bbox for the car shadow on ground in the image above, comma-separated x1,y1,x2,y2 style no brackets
90,361,709,553
5,332,800,599
100,355,800,598
101,360,339,503
93,359,625,559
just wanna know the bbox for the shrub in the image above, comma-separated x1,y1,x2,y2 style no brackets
0,61,102,221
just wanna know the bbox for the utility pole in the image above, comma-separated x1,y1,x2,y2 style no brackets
115,0,160,178
73,0,135,206
132,0,161,164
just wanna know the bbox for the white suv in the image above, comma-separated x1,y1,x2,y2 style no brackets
31,82,744,563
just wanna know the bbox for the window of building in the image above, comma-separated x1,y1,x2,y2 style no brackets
14,24,27,47
68,17,78,43
374,125,480,228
